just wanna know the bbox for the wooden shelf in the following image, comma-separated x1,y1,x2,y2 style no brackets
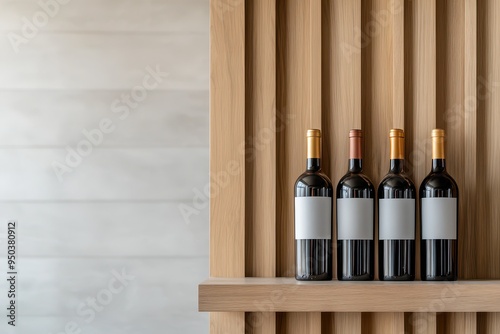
199,278,500,313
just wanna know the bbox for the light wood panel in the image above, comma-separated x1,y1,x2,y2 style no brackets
361,0,406,331
405,0,437,331
477,0,500,332
0,34,207,91
280,313,321,334
0,148,207,200
200,278,500,312
463,0,478,280
276,0,323,332
0,0,208,33
0,202,208,257
0,90,208,148
406,312,437,334
322,312,362,334
208,0,500,332
322,0,363,328
210,0,245,332
362,312,404,334
245,0,276,333
20,257,207,316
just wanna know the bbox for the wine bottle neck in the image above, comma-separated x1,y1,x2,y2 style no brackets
307,158,321,171
349,159,362,172
306,129,321,171
390,159,405,173
432,159,446,172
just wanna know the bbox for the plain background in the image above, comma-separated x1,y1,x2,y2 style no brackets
0,0,209,333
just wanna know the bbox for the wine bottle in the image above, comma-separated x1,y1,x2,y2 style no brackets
420,129,458,281
336,129,375,280
378,129,416,281
295,129,333,281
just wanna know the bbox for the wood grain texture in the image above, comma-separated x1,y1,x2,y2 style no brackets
477,0,500,331
361,0,406,331
478,313,500,334
405,313,436,334
463,0,478,281
362,312,404,334
199,278,500,312
322,0,362,327
331,313,362,334
404,0,438,330
279,313,321,334
245,0,276,333
210,0,245,332
276,0,323,332
392,0,405,128
309,0,322,129
208,0,500,332
443,313,477,334
406,0,436,281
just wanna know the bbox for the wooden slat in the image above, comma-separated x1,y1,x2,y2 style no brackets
281,313,321,334
408,0,436,272
322,0,362,328
210,0,246,332
199,278,500,312
362,313,404,334
322,312,361,334
442,313,477,334
309,0,322,129
276,0,322,332
322,0,362,197
334,313,362,334
392,0,405,128
477,0,500,332
361,0,400,183
463,0,477,280
245,0,276,333
406,313,437,334
405,0,437,331
361,0,406,331
478,313,500,333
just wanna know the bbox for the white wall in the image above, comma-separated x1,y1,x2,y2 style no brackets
0,1,209,333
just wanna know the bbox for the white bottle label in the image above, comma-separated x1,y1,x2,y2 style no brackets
379,198,415,240
337,198,374,240
421,197,457,239
295,197,332,239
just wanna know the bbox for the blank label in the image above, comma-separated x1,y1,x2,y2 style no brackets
379,199,415,240
295,197,332,239
337,198,374,240
422,197,457,239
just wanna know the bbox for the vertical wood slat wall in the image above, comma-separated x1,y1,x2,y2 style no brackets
209,0,500,333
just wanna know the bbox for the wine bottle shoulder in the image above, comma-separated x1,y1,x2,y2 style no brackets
419,171,459,197
295,170,333,189
378,173,416,198
336,172,375,196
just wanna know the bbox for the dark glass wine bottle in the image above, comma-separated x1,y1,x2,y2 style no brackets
378,129,416,281
336,129,375,280
420,129,458,281
295,129,333,281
